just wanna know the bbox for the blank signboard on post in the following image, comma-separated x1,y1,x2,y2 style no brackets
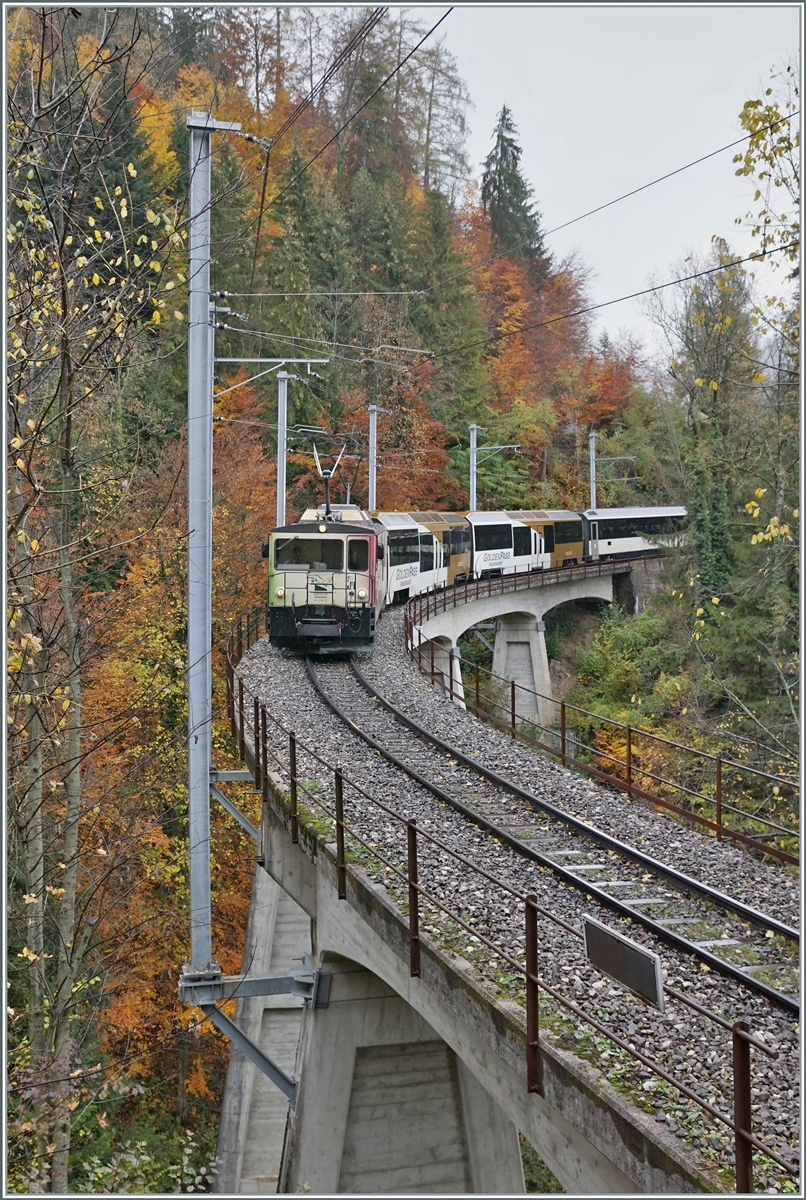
583,916,665,1012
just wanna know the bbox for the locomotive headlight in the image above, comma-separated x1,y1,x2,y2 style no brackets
275,587,285,598
319,524,327,533
357,588,368,600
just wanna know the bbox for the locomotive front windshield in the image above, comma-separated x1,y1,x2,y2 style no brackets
274,537,343,570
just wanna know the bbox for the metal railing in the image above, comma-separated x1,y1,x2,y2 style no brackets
403,570,799,867
224,606,798,1194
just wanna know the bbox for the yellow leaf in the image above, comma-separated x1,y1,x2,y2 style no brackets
173,311,184,321
754,488,767,498
765,930,775,939
711,597,719,605
133,254,141,267
151,310,161,324
127,162,137,178
709,380,718,390
16,458,25,471
696,607,704,616
92,273,100,286
10,435,23,449
694,377,704,387
792,509,798,519
94,196,103,210
23,893,38,905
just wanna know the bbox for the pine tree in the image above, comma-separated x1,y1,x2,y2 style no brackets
481,105,546,267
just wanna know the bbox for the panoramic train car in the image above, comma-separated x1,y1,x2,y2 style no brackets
265,504,383,654
581,506,688,560
465,512,549,579
374,512,444,602
507,510,585,568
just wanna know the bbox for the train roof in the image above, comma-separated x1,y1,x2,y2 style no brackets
407,510,469,528
581,506,687,519
298,504,371,523
374,511,420,529
506,509,581,522
466,510,528,525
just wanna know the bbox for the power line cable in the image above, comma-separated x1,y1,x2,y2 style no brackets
260,9,453,218
432,242,798,361
245,7,389,293
425,111,799,296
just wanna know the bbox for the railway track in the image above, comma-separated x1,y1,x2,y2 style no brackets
306,655,799,1015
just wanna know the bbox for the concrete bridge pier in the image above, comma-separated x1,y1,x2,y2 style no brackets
279,955,525,1194
491,613,555,728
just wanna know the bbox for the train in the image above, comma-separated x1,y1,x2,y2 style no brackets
263,504,687,654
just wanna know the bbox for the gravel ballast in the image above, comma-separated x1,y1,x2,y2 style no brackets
237,605,800,1187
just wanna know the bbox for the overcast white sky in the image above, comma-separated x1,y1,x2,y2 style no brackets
402,4,801,357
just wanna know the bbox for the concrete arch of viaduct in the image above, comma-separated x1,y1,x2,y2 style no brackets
416,576,614,726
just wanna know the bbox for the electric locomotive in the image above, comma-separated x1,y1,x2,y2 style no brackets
264,504,383,654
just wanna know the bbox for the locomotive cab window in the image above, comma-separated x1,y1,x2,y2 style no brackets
274,537,343,570
347,539,369,571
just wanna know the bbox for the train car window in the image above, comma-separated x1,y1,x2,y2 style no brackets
473,523,512,552
513,526,531,557
419,533,434,572
591,523,598,539
389,532,420,566
542,525,554,552
554,520,582,544
347,539,369,571
274,537,343,569
453,525,471,555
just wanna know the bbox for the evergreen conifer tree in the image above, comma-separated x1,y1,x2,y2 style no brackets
481,105,546,267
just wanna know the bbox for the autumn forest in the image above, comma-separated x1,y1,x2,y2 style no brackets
6,6,799,1190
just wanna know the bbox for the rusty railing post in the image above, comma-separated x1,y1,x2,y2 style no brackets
561,701,567,766
475,662,480,717
238,678,245,761
407,819,420,977
253,697,261,788
511,680,516,738
449,650,454,703
716,755,723,841
430,639,435,685
261,707,269,804
334,769,346,899
732,1019,753,1193
525,893,541,1093
289,732,298,844
626,725,632,797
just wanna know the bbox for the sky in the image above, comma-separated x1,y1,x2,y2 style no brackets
402,3,801,359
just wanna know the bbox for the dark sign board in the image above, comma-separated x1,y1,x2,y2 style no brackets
583,916,665,1011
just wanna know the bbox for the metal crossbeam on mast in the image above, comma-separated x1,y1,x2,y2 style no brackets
469,424,520,511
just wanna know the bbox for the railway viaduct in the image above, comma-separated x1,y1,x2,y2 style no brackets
213,557,716,1196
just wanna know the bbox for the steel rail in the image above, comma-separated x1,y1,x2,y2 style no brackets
314,659,800,1014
